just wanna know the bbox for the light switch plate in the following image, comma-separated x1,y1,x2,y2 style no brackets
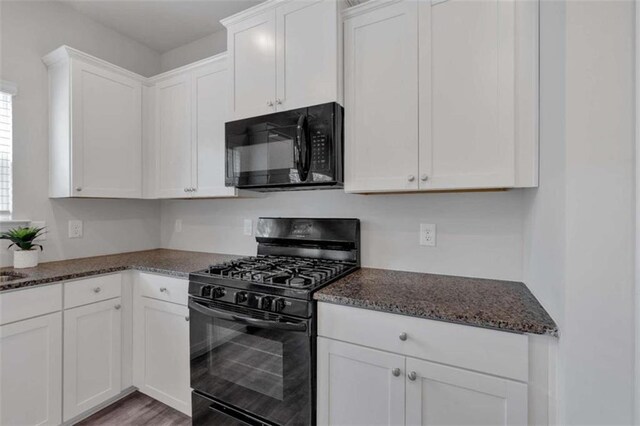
420,223,436,246
68,220,83,239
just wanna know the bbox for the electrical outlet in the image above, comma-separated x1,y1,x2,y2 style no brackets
244,219,253,236
175,219,183,233
68,220,83,239
31,221,46,241
420,223,436,246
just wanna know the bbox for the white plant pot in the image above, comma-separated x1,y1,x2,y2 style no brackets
13,250,39,269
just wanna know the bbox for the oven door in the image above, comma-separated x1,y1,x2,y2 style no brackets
189,297,313,426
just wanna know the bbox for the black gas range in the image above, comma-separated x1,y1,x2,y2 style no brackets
188,218,360,426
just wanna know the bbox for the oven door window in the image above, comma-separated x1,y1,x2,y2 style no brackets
190,300,311,426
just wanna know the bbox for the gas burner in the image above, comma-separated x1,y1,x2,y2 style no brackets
202,255,354,290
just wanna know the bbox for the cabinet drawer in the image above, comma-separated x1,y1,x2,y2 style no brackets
64,274,122,309
318,302,528,382
137,273,188,306
0,284,62,325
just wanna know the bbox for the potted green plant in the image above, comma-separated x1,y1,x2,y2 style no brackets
0,226,45,268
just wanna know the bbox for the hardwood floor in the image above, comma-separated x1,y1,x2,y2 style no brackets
76,391,190,426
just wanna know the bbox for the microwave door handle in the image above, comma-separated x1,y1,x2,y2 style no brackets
188,300,308,332
296,114,309,182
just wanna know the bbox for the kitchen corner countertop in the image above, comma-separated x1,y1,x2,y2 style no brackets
315,268,558,337
0,249,240,292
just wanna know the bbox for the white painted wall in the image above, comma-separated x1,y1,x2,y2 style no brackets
0,0,162,267
525,1,636,424
160,30,227,72
161,190,525,281
563,1,635,423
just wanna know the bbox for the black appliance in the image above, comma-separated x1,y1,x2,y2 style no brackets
225,103,343,191
189,218,360,426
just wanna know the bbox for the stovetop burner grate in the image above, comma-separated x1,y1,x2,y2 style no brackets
201,255,354,289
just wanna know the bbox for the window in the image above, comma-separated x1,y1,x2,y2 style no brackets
0,90,12,214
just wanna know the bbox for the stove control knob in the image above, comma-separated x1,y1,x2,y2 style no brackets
234,291,248,304
270,298,286,313
212,287,226,299
201,286,213,298
260,296,273,310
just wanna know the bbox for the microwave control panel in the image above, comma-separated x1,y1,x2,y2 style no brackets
310,131,331,172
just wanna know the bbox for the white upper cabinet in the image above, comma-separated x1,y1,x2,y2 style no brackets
344,0,419,192
155,73,193,198
222,0,343,120
226,9,277,120
344,0,539,193
276,0,341,111
192,61,236,197
44,46,143,198
147,54,237,199
418,0,515,190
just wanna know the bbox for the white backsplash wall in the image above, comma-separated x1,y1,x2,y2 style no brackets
161,190,524,281
0,1,162,267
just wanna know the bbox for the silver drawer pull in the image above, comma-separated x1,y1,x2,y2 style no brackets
392,368,401,377
159,287,167,293
114,304,121,310
408,371,417,381
399,332,407,341
93,287,102,293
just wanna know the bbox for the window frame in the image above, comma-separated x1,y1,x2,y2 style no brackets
0,80,17,220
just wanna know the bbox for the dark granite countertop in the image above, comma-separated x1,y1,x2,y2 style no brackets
315,268,558,337
0,249,240,292
1,249,557,337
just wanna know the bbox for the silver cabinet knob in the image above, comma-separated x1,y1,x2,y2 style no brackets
185,316,190,322
399,332,407,341
275,98,283,105
114,304,121,310
267,100,274,107
392,368,401,377
191,187,197,192
75,187,82,192
408,175,415,182
408,371,417,381
93,287,101,293
184,188,189,193
420,174,428,182
159,287,167,293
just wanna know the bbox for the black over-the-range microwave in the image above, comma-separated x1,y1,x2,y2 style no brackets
225,102,344,191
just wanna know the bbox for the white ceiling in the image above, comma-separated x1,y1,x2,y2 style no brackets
59,0,264,53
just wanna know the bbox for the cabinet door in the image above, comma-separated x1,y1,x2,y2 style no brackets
71,60,142,198
0,312,62,426
317,337,405,426
227,10,277,120
192,61,236,197
133,297,190,415
344,1,419,193
275,0,339,111
156,73,193,198
406,357,527,426
418,0,515,190
63,298,122,421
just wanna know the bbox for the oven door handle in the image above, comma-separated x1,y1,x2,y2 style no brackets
189,300,308,332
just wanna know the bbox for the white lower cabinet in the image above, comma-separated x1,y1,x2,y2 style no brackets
0,312,63,426
405,357,528,426
317,337,405,426
133,287,191,415
63,297,123,421
317,303,530,426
